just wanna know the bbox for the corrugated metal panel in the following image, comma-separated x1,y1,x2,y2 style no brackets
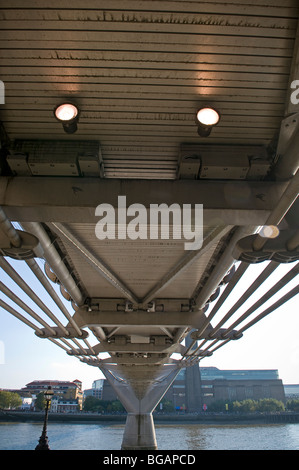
0,1,298,178
49,222,222,299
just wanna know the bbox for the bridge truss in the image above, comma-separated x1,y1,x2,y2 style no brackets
0,0,299,450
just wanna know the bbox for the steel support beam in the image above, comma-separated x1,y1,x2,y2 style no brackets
0,176,288,225
66,340,186,355
70,308,209,330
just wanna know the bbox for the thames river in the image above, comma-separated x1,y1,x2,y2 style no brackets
0,421,299,450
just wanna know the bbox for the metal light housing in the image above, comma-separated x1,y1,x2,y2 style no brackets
54,103,79,134
196,106,220,137
44,386,54,401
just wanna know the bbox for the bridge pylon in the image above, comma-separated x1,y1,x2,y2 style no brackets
101,365,181,450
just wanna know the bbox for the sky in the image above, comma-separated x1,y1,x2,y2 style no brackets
0,256,298,391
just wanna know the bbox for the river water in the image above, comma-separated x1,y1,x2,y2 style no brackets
0,421,299,450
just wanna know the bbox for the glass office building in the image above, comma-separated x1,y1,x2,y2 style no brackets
200,367,279,381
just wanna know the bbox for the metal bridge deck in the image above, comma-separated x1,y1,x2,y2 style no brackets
0,0,298,449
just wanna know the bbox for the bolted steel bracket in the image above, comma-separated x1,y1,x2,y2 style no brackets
35,326,89,339
233,230,299,263
0,229,40,260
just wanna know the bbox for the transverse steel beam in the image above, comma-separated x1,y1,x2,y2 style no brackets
0,176,288,225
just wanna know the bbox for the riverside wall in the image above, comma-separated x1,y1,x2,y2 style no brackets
1,410,299,424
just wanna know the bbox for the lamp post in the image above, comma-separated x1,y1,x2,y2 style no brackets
35,386,54,450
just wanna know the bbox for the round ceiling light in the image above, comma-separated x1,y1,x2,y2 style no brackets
258,225,280,239
196,107,220,126
196,106,220,137
54,103,79,133
55,103,78,121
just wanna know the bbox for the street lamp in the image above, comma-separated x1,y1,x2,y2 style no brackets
35,386,54,450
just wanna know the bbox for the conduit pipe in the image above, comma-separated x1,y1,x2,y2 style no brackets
59,337,87,356
237,283,299,334
192,225,259,309
0,257,70,335
191,267,299,364
26,258,97,353
0,263,96,357
182,263,249,362
21,222,85,307
0,280,57,336
188,262,298,362
193,262,249,342
0,298,44,336
274,128,299,180
189,338,219,364
48,337,73,353
253,169,299,251
197,338,230,360
204,282,299,361
209,261,279,339
25,259,83,336
0,206,21,248
221,262,299,338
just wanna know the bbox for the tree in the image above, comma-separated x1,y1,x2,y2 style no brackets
110,400,125,413
0,391,11,409
83,395,101,412
232,398,285,412
207,400,234,412
9,393,22,409
0,391,22,409
256,398,284,412
34,392,46,411
286,399,299,412
161,400,174,413
233,399,257,413
83,397,125,413
155,399,174,413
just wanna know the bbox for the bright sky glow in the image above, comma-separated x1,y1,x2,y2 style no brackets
0,257,298,391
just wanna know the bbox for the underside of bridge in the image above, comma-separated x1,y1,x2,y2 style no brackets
0,1,299,450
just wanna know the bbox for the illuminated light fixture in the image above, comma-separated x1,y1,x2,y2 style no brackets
54,103,79,134
196,106,220,137
258,225,280,239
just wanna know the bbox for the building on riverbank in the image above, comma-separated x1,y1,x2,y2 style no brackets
2,366,287,413
83,379,104,400
97,366,286,412
284,384,299,399
21,379,83,411
159,366,285,411
199,367,286,408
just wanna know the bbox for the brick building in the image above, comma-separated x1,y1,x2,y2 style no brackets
200,367,286,408
22,379,83,411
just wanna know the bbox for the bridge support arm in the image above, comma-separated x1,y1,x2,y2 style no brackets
101,365,181,450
